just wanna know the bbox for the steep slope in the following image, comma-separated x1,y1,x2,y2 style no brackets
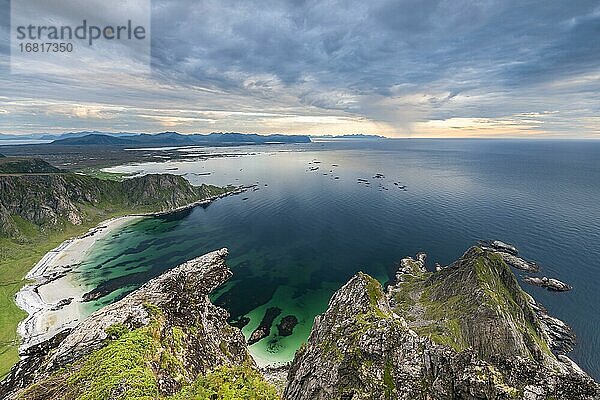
285,247,599,400
0,170,235,378
390,248,554,364
0,249,279,400
0,173,229,238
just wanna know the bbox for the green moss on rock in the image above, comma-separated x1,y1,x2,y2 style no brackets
168,365,280,400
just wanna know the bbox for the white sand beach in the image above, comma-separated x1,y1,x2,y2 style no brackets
15,215,143,351
14,187,246,353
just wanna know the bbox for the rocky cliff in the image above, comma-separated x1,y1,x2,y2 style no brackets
1,249,278,400
2,245,598,400
0,173,228,238
284,247,600,400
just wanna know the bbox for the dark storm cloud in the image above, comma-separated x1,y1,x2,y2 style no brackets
0,0,598,136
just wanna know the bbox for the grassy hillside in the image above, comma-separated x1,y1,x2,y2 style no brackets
0,157,63,174
17,308,279,400
0,171,232,377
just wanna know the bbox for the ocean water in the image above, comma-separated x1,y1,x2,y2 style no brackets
76,139,600,378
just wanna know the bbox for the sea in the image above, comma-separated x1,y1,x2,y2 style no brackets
73,139,600,378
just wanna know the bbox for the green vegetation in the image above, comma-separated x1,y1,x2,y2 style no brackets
18,314,162,399
472,365,521,398
0,172,233,377
472,250,551,357
383,359,395,400
168,365,280,400
360,272,388,319
391,247,552,357
66,327,160,399
0,157,63,174
18,307,279,400
105,323,130,339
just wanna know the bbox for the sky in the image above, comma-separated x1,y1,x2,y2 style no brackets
0,0,599,138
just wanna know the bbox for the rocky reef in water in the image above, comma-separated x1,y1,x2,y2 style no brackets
2,246,599,399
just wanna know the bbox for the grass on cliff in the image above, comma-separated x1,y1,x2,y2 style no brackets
168,366,280,400
0,174,231,378
18,307,279,400
392,248,552,358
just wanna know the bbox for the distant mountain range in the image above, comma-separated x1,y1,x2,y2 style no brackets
51,132,311,146
311,134,386,140
0,131,312,146
0,131,389,144
0,131,131,141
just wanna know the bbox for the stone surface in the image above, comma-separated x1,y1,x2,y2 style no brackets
249,307,282,345
1,248,253,399
524,276,573,292
277,315,299,337
284,246,600,400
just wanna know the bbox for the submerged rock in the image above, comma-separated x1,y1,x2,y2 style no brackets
230,315,251,329
284,246,599,400
277,315,299,337
249,307,282,345
524,276,573,292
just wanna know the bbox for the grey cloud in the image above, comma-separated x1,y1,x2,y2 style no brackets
0,0,598,136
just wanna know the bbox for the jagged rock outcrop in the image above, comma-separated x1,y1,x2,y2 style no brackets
524,276,573,292
479,240,540,272
284,247,600,400
0,249,255,399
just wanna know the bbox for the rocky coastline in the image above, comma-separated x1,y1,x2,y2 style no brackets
3,243,598,399
13,186,248,357
285,246,599,399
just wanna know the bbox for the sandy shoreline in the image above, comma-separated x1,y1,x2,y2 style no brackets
15,216,143,351
15,187,248,354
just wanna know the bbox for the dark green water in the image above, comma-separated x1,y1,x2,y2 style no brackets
76,139,600,377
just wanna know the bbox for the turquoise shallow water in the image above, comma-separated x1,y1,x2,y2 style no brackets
77,139,600,377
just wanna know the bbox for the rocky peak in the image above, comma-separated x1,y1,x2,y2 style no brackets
397,246,555,365
285,246,600,400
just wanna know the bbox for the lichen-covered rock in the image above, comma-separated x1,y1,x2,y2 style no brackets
284,247,600,400
0,248,255,399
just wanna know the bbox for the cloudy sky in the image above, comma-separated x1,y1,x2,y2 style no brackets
0,0,599,137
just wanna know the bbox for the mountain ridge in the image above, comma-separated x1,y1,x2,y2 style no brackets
36,132,311,146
